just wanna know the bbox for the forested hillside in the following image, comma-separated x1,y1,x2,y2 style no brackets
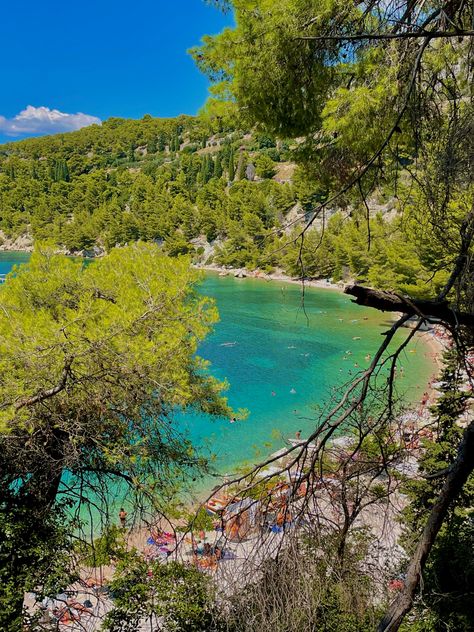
0,114,448,296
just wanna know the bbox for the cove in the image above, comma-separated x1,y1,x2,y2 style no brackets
180,272,435,473
0,252,435,476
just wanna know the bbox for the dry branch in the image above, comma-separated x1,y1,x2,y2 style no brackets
378,418,474,632
344,284,474,328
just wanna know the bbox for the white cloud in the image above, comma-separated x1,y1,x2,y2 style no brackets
0,105,101,137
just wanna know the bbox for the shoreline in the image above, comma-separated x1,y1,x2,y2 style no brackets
194,263,345,292
0,248,347,292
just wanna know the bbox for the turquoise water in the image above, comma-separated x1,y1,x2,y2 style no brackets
0,253,435,474
0,250,31,273
181,273,435,472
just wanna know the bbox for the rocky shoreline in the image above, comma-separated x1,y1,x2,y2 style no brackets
194,263,346,292
0,238,349,290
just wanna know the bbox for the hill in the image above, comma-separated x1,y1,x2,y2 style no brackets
0,115,442,294
0,116,296,261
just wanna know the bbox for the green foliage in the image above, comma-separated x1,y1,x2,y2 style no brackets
103,557,222,631
255,154,276,179
80,524,127,567
0,503,75,631
182,507,215,533
0,243,232,627
191,2,341,137
401,351,474,630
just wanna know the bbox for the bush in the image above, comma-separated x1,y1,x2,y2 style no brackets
103,557,223,631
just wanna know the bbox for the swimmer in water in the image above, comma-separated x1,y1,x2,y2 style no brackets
271,391,276,396
230,417,237,424
290,388,296,394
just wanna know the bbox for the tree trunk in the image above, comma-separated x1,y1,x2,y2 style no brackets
1,469,63,631
378,418,474,632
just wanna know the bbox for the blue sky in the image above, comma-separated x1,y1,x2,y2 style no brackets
0,1,232,142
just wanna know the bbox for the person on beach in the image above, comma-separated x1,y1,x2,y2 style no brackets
295,430,302,440
118,507,127,528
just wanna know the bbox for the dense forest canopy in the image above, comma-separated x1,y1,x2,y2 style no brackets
0,104,466,298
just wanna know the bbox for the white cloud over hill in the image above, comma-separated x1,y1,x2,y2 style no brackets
0,106,101,137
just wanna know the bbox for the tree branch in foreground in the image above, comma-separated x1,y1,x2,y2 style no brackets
14,357,73,411
344,285,474,328
297,30,474,42
378,418,474,632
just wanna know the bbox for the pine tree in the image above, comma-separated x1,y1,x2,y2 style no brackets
402,350,474,629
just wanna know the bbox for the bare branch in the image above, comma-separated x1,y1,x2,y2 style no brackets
296,29,474,41
344,285,474,328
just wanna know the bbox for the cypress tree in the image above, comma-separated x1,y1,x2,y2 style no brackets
157,133,166,152
173,130,180,152
236,151,246,181
214,152,223,178
51,159,69,182
61,160,70,182
207,155,214,180
199,156,207,185
228,148,235,182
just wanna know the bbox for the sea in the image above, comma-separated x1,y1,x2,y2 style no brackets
0,252,435,477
